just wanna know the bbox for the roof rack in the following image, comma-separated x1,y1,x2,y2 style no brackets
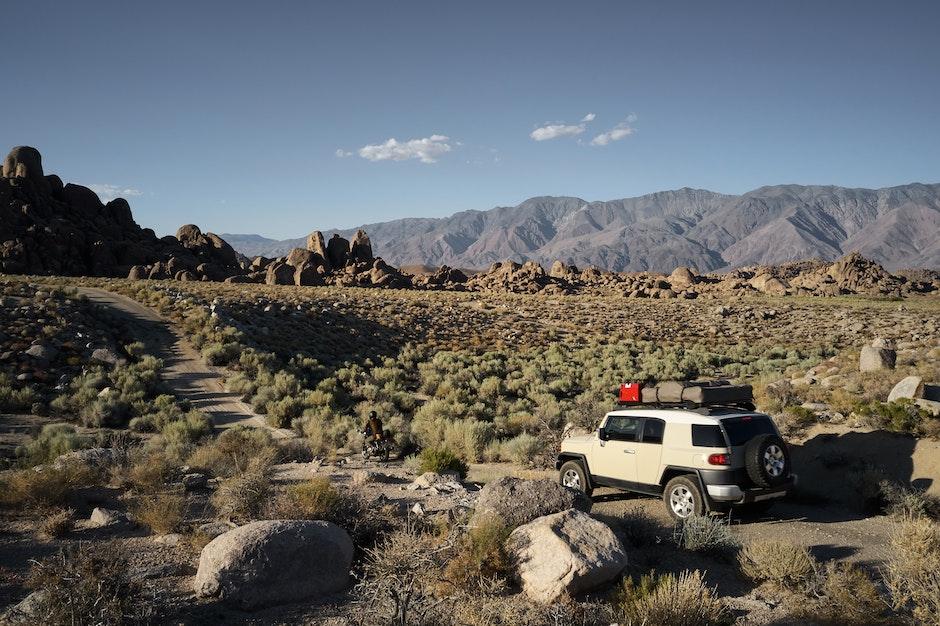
614,400,756,412
617,380,754,408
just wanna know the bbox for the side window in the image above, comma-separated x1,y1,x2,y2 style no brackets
691,424,726,448
641,418,665,444
604,416,640,442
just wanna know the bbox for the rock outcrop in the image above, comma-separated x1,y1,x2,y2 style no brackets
505,509,627,603
194,520,353,609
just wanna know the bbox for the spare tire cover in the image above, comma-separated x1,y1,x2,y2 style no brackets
744,434,790,488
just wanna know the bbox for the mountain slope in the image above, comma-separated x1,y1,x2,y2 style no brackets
223,183,940,271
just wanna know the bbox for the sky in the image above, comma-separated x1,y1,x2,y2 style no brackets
4,1,940,238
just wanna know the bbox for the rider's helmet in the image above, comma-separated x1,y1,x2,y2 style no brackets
369,410,377,418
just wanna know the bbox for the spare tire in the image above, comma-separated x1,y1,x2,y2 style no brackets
744,434,790,488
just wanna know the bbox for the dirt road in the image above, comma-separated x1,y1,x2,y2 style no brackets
76,288,290,438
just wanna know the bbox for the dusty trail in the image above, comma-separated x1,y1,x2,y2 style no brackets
76,287,291,438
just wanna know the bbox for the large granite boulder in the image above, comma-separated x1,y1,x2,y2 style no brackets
506,509,627,603
349,229,374,264
471,477,590,529
194,520,353,609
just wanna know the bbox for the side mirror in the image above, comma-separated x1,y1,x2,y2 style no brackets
598,428,609,441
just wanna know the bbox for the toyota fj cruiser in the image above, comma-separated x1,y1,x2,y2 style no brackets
556,381,796,520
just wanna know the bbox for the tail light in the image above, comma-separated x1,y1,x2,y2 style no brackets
708,453,730,466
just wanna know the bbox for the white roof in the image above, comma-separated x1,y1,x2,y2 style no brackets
604,407,758,426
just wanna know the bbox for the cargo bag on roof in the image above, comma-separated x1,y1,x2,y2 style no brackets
640,380,753,404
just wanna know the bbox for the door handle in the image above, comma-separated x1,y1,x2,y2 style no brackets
623,449,635,454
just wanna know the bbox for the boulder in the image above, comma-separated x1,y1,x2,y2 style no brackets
265,262,294,286
306,231,331,271
669,266,696,287
88,507,131,528
471,477,591,529
349,229,374,264
506,509,627,603
326,234,350,269
194,520,353,609
90,347,126,366
859,343,896,372
294,264,322,286
888,376,925,402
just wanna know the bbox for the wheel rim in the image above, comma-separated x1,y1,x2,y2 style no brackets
670,485,695,518
763,444,786,477
562,469,581,489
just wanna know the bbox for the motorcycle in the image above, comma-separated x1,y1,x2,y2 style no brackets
361,429,395,462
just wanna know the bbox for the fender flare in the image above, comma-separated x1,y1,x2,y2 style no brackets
556,453,594,490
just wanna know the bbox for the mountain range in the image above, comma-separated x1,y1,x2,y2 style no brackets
222,183,940,272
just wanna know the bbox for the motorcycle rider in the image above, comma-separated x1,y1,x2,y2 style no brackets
364,410,384,443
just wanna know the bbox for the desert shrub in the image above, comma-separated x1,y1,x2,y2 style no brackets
878,480,940,519
277,477,341,520
211,466,271,521
442,514,510,592
854,398,933,435
738,539,817,590
125,448,174,493
39,508,75,539
500,432,541,466
814,561,884,625
617,506,663,547
675,515,739,554
265,395,304,428
188,426,279,477
0,462,96,511
124,341,146,358
417,447,468,479
615,570,730,626
15,423,86,466
203,341,242,366
883,515,940,623
132,492,186,535
160,410,212,445
80,396,133,427
25,543,150,625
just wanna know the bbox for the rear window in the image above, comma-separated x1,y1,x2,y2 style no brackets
722,416,776,446
691,424,725,448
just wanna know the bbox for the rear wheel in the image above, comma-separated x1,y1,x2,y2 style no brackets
664,475,704,521
559,461,592,497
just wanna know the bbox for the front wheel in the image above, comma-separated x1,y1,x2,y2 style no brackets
664,475,704,521
559,461,592,497
379,446,390,463
361,446,371,460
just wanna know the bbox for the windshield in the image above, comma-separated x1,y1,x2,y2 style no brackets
721,415,776,446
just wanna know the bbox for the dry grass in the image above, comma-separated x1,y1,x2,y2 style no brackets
614,570,731,626
442,514,511,593
273,477,341,520
39,508,75,539
0,462,96,511
883,515,940,624
131,492,186,535
814,561,885,625
738,539,817,590
24,543,152,624
211,467,272,522
674,515,739,554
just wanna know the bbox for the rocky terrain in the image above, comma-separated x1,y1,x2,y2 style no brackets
223,183,940,272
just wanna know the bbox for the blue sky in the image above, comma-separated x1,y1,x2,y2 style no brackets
4,1,939,238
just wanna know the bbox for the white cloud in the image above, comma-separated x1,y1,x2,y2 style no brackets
530,123,585,141
357,135,453,164
530,113,597,141
590,121,636,146
335,148,353,158
87,184,143,202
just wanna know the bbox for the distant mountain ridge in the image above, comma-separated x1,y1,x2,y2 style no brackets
222,183,940,272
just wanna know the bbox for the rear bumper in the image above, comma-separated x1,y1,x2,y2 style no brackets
706,474,797,503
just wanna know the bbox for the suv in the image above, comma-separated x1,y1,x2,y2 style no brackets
557,406,796,520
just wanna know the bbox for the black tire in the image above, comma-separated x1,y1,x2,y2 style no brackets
380,447,390,463
361,447,370,460
744,434,790,488
664,475,704,521
559,460,592,497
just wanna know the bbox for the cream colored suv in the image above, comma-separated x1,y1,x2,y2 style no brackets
557,407,796,520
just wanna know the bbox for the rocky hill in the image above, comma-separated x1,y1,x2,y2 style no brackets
224,184,940,272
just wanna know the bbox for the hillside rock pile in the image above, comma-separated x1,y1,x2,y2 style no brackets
245,229,412,288
0,146,243,281
462,253,937,298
